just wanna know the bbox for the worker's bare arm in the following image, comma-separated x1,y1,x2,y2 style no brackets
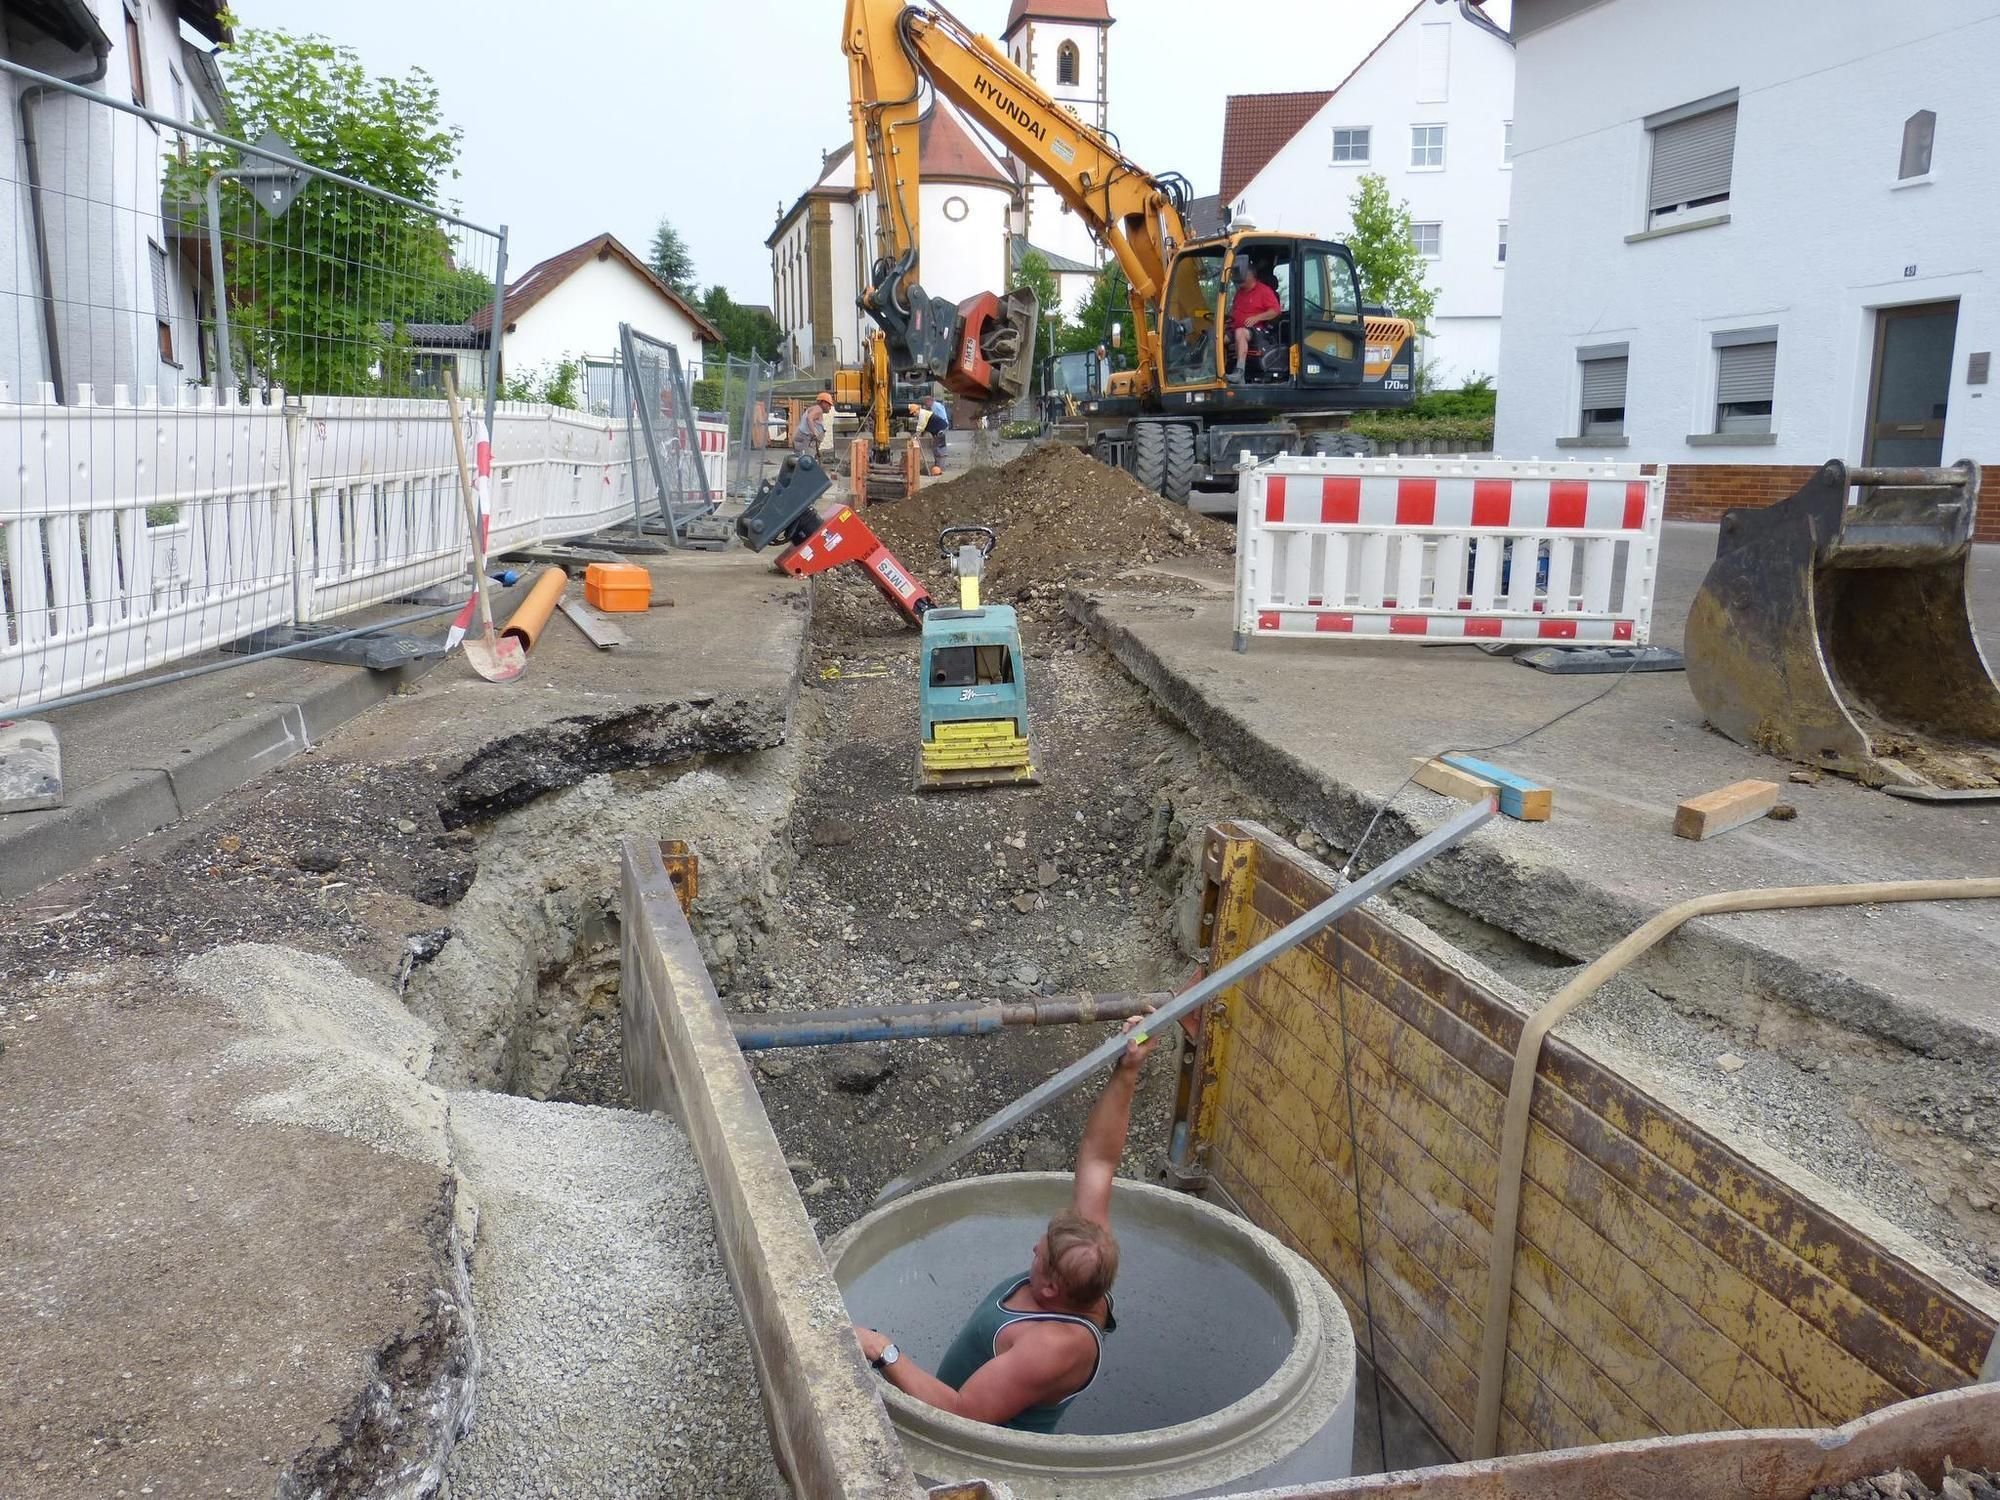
854,1322,1092,1425
1071,1013,1157,1229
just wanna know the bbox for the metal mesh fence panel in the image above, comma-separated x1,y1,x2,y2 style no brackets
0,58,513,712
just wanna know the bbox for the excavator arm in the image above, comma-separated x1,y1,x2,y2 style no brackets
842,0,1191,402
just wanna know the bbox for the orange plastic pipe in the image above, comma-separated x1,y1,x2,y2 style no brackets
499,566,566,652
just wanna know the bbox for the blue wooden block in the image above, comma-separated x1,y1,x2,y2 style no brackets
1440,753,1552,821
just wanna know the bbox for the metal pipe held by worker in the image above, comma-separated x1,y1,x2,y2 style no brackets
499,566,567,652
874,797,1499,1206
731,992,1169,1051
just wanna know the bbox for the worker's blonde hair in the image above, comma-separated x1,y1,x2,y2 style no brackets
1043,1211,1119,1305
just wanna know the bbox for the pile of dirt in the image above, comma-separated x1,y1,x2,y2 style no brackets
861,443,1233,614
1809,1463,2000,1500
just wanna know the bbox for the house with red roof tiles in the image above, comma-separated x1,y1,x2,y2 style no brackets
1219,1,1514,386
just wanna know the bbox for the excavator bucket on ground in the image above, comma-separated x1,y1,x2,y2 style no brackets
1685,460,2000,799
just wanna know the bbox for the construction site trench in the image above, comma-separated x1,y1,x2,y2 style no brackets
3,446,1996,1500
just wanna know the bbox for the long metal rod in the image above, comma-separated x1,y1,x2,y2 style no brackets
733,991,1166,1051
873,797,1498,1206
204,174,236,389
9,604,461,718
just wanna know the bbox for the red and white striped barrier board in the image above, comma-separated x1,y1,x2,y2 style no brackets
1231,456,1665,651
696,419,728,501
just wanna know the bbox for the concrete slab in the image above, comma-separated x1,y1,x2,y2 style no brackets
335,549,810,825
1070,526,2000,1066
0,549,809,896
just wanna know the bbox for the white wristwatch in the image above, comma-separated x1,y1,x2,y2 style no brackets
872,1342,901,1371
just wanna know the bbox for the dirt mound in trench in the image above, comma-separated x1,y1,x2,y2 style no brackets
857,444,1233,621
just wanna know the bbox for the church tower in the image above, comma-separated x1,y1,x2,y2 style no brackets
1000,0,1112,294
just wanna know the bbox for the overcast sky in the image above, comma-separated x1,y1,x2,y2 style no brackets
233,0,1481,304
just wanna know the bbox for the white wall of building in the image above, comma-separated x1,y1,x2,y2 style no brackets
1496,0,2000,466
6,0,212,397
1005,17,1107,278
919,178,1015,312
505,254,712,385
1230,2,1515,387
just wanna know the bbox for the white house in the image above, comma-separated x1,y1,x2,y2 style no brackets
474,232,722,395
2,0,230,400
1496,0,2000,532
1217,0,1515,387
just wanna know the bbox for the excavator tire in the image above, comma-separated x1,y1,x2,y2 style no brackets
1131,422,1167,496
1310,432,1377,458
1163,425,1197,505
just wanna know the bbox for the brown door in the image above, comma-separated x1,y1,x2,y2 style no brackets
1865,300,1957,466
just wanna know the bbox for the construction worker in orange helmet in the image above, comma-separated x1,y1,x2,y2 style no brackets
795,391,834,456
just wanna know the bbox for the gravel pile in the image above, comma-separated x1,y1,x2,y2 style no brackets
442,1093,783,1500
1809,1462,2000,1499
816,443,1234,639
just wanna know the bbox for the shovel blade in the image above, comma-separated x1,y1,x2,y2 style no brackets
462,634,526,683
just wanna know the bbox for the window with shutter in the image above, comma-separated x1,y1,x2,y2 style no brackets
1496,222,1507,264
151,241,176,366
1899,110,1935,180
1578,344,1628,437
124,7,147,106
1646,96,1737,222
1713,327,1776,434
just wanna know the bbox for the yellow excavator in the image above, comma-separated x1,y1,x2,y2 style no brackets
837,0,1420,506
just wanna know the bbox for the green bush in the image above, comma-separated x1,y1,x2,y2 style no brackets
1347,412,1495,447
1000,420,1041,439
1410,374,1496,421
690,378,723,412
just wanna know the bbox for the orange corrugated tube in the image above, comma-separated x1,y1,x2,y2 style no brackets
499,566,567,652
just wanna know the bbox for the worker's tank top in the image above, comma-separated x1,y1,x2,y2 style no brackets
933,1274,1115,1434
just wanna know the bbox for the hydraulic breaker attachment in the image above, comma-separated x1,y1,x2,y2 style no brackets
1685,459,2000,799
736,455,933,626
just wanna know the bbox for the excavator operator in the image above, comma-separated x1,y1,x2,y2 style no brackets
1226,257,1282,383
853,1013,1157,1431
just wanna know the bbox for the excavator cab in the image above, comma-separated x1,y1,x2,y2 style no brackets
1159,235,1395,394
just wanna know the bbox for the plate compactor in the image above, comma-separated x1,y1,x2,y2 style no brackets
915,527,1038,792
1685,460,2000,800
734,458,1037,791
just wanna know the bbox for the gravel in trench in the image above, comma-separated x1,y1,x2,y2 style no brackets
441,1094,784,1500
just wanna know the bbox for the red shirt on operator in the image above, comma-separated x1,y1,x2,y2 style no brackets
1227,274,1280,336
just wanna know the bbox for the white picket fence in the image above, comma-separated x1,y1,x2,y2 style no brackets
1232,454,1664,651
0,383,725,711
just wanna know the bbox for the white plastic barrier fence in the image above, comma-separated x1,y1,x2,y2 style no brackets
1,388,705,712
1232,455,1664,652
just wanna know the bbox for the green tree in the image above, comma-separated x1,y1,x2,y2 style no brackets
1010,248,1060,380
697,285,783,360
1344,173,1437,331
190,29,467,395
648,217,698,297
1056,264,1134,366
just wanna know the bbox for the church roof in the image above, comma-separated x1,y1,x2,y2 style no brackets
1003,0,1112,34
918,103,1015,190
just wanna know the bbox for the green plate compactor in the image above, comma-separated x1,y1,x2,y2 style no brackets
916,526,1039,791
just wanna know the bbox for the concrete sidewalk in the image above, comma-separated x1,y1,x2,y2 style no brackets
1071,523,2000,1064
1,547,809,898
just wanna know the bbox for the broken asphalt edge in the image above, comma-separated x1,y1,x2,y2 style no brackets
1064,587,2000,1074
0,656,438,903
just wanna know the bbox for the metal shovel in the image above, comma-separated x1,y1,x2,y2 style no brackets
443,370,525,683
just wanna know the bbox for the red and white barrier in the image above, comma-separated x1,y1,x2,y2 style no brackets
1232,455,1665,651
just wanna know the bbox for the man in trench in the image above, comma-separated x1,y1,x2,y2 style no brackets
853,1014,1157,1431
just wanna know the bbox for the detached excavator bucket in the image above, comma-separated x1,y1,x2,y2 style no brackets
1685,460,2000,799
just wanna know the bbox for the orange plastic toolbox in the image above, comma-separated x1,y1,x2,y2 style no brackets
584,562,652,613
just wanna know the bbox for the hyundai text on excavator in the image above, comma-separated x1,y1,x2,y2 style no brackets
839,0,1419,506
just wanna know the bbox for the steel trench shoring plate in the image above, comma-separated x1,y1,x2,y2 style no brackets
872,797,1499,1207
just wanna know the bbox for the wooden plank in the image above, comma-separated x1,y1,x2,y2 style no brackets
1441,753,1553,820
556,594,629,648
1413,756,1501,806
1675,778,1780,839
